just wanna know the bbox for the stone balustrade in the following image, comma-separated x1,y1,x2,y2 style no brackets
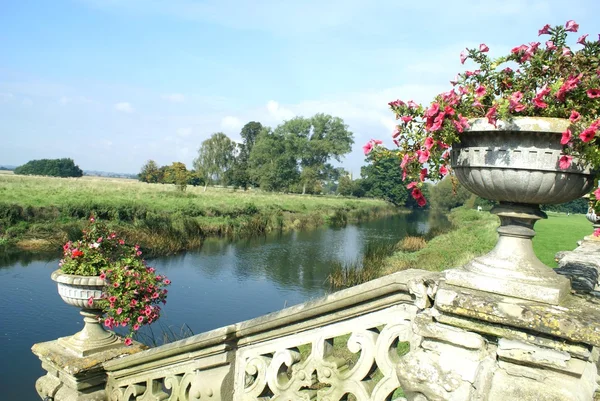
33,238,600,401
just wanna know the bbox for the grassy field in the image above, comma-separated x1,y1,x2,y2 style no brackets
533,211,591,267
0,172,395,255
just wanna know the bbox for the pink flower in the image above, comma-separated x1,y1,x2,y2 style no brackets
388,99,405,108
569,110,581,123
411,188,423,200
362,141,373,155
99,273,106,280
594,228,600,237
594,188,600,199
587,89,600,98
124,338,133,346
416,196,427,207
113,282,120,288
104,318,113,329
559,155,572,170
479,43,489,52
424,137,435,150
406,182,418,190
565,20,579,32
561,129,572,145
109,296,117,303
133,324,140,331
511,44,528,54
417,149,430,163
485,104,498,127
538,24,551,36
116,308,123,315
474,85,486,98
407,100,419,109
89,217,95,222
532,97,548,108
372,139,383,145
562,47,572,57
545,41,557,51
392,127,401,138
577,34,589,45
137,316,144,323
439,165,449,176
580,127,597,143
400,116,413,123
460,50,468,64
400,154,411,169
419,168,427,182
87,297,94,307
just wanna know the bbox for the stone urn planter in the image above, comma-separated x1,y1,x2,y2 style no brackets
446,117,595,305
51,270,121,356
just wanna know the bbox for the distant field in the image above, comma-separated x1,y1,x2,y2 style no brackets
0,174,394,254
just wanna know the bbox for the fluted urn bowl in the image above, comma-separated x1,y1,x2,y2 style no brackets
51,270,105,309
451,117,594,204
447,117,595,305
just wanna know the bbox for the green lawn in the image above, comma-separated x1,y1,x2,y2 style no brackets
533,212,592,267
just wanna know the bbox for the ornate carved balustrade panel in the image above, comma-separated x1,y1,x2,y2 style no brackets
234,303,420,401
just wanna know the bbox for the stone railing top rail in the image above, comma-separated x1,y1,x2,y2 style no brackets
103,269,436,372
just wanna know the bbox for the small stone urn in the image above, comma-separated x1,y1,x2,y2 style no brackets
51,269,121,356
447,117,595,305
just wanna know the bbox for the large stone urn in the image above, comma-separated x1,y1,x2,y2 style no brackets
446,117,595,305
51,269,121,356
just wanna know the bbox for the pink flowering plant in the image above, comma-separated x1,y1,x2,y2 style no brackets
367,20,599,209
60,217,170,345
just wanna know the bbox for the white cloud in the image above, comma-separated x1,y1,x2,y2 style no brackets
266,100,295,121
220,116,242,132
163,93,186,103
114,102,134,113
22,98,33,106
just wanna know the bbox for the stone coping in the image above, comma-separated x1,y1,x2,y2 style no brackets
104,269,435,371
435,283,600,348
467,117,570,133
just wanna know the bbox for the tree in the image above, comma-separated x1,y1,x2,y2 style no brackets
193,133,237,190
138,160,161,183
248,128,300,191
228,122,265,189
429,176,472,210
14,158,83,177
163,162,189,191
360,150,409,206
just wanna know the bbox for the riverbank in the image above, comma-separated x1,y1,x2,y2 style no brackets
329,207,593,288
0,173,398,256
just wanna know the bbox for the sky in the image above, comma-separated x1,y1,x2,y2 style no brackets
1,1,599,175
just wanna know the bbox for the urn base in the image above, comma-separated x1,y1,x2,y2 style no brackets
445,203,571,305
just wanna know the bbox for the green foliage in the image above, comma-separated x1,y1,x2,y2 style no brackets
138,160,161,183
542,198,588,214
360,150,409,206
228,122,265,189
429,176,472,210
194,132,237,186
14,158,83,178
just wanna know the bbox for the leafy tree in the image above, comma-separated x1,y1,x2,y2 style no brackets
337,173,355,196
138,160,161,183
14,158,83,177
193,132,237,189
429,176,472,210
360,150,409,206
229,122,265,189
248,128,299,191
162,162,189,191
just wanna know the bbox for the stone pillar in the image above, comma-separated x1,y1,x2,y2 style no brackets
32,338,144,401
407,281,600,401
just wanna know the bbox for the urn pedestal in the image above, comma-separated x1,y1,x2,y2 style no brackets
447,117,595,305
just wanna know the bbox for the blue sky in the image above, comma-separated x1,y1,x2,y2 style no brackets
1,0,599,175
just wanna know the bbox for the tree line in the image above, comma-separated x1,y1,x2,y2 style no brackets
14,158,83,177
139,114,355,194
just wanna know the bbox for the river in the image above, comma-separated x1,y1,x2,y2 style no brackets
0,211,443,400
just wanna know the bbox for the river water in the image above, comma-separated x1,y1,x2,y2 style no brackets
0,212,442,400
